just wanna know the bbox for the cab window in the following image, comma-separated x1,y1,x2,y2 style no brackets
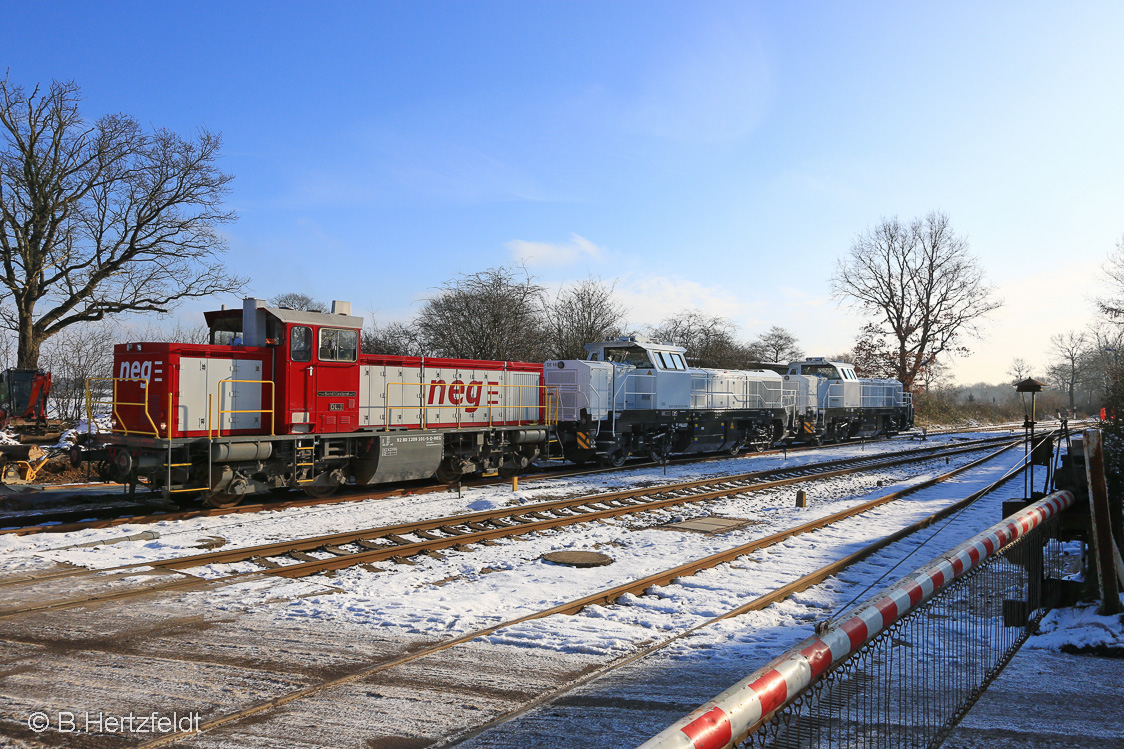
803,364,841,379
604,347,653,368
670,354,687,370
654,351,669,368
318,328,359,362
291,326,312,362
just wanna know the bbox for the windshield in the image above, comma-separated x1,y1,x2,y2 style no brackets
603,347,653,368
802,364,841,379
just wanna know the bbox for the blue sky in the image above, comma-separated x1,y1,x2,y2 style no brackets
5,1,1123,383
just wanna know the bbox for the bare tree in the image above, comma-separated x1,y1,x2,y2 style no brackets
0,77,245,368
416,265,546,361
542,277,627,360
127,319,210,345
751,325,803,363
831,212,1001,390
1087,324,1124,402
39,321,115,422
849,322,898,379
362,320,423,357
1098,232,1124,318
1006,357,1034,384
270,292,326,312
1047,330,1089,414
647,310,749,368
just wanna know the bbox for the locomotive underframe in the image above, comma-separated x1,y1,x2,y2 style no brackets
559,408,790,465
97,423,551,504
793,406,913,445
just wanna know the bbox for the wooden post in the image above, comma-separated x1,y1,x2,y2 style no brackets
1083,429,1123,613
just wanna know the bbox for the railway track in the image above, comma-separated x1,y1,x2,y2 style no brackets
0,436,878,534
0,434,1019,619
0,420,1065,535
134,433,1030,747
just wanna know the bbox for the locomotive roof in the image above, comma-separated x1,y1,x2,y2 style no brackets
583,336,687,354
204,305,364,329
788,357,852,368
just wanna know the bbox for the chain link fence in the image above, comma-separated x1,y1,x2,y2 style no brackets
743,511,1071,749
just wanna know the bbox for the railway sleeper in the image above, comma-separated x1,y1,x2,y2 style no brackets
289,551,321,563
413,529,442,540
385,534,412,545
321,545,351,556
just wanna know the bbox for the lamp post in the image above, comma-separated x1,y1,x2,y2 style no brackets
1015,378,1045,499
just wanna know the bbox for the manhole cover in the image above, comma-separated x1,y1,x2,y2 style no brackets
542,551,614,567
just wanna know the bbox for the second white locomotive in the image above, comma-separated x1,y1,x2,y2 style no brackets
545,336,912,465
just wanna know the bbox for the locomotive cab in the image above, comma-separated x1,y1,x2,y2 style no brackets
584,337,691,411
203,299,364,435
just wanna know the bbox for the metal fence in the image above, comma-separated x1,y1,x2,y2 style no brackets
639,490,1077,749
744,513,1070,749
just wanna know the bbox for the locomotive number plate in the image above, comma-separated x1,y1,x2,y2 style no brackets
329,403,344,411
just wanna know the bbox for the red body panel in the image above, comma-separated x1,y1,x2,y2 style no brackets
110,340,546,439
111,343,274,439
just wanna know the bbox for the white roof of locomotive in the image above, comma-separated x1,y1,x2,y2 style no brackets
787,356,851,368
583,335,687,356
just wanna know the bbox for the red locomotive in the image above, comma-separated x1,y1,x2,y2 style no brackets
86,298,556,506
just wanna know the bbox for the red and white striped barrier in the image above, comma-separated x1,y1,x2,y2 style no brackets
638,490,1076,749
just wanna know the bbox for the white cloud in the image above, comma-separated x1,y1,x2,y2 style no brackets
613,273,766,329
506,233,605,268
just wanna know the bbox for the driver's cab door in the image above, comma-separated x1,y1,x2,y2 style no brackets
286,325,315,432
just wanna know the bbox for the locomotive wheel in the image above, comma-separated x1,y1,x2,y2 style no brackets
434,458,463,485
203,491,244,509
727,442,741,456
601,450,627,468
303,483,339,499
498,462,523,479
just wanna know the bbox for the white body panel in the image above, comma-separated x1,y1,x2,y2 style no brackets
785,358,907,410
357,363,542,428
544,360,613,422
177,357,263,432
690,369,790,411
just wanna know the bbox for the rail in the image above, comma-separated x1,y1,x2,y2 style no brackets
640,489,1076,749
381,382,560,431
86,376,159,437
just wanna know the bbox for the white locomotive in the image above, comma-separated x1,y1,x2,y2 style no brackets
544,336,912,465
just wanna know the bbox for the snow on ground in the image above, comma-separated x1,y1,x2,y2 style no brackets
8,428,1106,748
1027,596,1124,653
216,443,1024,650
456,452,1053,748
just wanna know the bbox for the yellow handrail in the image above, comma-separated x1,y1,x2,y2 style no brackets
214,379,275,437
85,377,160,437
381,381,561,431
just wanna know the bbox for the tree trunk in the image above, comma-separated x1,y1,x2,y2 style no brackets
16,323,42,369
